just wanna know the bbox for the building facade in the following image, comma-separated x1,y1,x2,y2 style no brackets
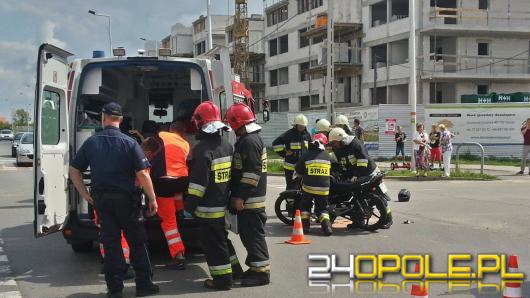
192,15,230,56
262,0,530,112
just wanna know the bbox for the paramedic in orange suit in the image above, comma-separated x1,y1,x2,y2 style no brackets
149,121,190,269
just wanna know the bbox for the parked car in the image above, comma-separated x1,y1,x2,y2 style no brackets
11,132,26,157
16,133,33,166
0,129,14,141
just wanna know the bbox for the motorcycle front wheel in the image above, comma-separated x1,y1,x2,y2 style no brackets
274,194,298,225
354,194,388,231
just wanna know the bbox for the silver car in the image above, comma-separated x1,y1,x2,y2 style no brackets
0,129,14,141
16,133,34,166
11,132,25,157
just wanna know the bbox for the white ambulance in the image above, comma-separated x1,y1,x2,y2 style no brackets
33,43,253,252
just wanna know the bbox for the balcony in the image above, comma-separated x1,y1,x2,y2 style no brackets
305,44,362,77
422,53,530,81
423,7,530,37
302,13,362,40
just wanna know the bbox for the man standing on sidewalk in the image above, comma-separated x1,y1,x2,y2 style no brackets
518,119,530,175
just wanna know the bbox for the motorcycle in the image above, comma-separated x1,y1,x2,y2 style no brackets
274,172,390,231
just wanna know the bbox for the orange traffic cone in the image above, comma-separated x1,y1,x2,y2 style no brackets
285,210,310,245
503,255,522,298
411,263,428,298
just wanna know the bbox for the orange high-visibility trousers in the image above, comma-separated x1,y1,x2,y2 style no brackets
157,193,185,258
94,210,130,264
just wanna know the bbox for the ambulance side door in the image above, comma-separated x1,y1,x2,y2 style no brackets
34,44,73,237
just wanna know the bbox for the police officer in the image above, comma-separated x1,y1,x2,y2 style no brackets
224,103,270,287
272,114,311,190
328,127,393,229
295,133,333,236
69,102,159,297
184,101,243,290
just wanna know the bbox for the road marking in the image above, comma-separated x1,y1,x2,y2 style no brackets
0,238,21,298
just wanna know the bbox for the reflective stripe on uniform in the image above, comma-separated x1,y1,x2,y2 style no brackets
357,159,369,167
304,141,309,149
301,211,311,219
230,255,240,265
305,159,331,165
249,260,270,267
164,229,179,237
195,206,226,219
319,213,330,221
246,196,266,204
241,172,260,186
211,156,232,170
188,183,206,198
302,185,330,196
290,142,302,150
283,162,295,171
348,155,357,164
209,264,233,276
244,202,266,209
167,237,182,246
273,144,285,152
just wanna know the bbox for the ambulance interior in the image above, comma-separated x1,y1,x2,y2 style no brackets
75,62,208,221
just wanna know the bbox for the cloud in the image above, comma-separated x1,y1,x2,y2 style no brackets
38,20,67,48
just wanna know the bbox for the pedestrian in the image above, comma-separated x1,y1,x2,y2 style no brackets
224,103,271,287
353,118,365,142
272,114,311,190
184,101,243,290
439,124,455,178
149,121,190,269
517,119,530,175
69,102,159,298
394,126,406,161
429,124,442,170
334,114,354,136
295,133,333,236
413,123,430,177
310,119,320,135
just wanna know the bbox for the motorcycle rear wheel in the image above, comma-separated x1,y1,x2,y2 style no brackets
354,194,388,231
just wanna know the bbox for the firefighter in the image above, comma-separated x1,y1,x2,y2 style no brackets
315,119,331,136
150,121,190,269
224,103,270,287
272,114,311,190
295,133,333,236
328,127,393,229
334,114,355,136
184,101,243,290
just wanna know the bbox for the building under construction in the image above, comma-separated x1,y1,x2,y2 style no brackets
261,0,530,112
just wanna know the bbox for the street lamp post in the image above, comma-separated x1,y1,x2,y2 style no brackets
409,0,418,172
88,10,112,55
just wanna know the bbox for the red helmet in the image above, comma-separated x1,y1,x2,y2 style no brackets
192,101,221,130
312,133,329,145
224,103,256,131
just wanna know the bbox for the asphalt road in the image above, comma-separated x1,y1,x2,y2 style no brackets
0,141,528,297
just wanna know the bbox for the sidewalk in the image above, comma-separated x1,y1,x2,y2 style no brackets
378,162,526,178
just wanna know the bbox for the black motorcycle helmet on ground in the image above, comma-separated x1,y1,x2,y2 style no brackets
398,189,411,202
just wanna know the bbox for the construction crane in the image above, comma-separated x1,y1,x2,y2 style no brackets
233,0,249,87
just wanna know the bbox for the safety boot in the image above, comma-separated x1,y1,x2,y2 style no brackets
241,271,270,287
301,218,310,234
321,219,333,236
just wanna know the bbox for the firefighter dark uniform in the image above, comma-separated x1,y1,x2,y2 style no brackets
71,118,156,294
184,101,243,290
231,128,270,285
295,136,333,236
333,137,377,180
272,127,311,190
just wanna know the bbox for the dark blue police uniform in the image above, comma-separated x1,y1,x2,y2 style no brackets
71,110,154,294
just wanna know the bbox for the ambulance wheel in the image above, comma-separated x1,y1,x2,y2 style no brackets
71,241,93,253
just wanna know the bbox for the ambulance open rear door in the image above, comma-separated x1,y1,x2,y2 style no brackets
34,44,72,237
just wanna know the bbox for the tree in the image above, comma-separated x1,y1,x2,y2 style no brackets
0,120,11,130
12,109,30,127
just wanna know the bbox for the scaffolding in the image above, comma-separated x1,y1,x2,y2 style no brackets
233,0,249,86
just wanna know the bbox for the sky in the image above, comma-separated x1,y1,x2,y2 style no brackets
0,0,264,120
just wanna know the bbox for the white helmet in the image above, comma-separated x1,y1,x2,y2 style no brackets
293,114,308,126
328,127,348,143
315,119,331,133
335,114,349,126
